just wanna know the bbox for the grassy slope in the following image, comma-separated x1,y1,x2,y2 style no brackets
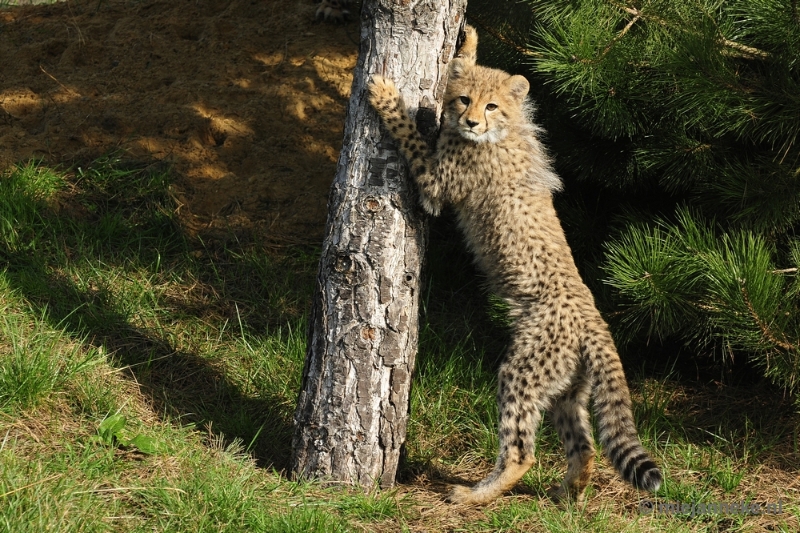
1,159,798,532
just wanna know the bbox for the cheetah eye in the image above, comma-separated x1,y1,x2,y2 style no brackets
486,103,498,111
459,96,470,105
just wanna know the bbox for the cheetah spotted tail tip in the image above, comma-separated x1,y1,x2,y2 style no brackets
634,462,662,492
614,445,662,493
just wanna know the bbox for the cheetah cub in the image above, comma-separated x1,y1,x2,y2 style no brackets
367,26,662,505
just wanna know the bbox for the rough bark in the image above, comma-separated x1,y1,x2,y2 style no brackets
291,0,468,489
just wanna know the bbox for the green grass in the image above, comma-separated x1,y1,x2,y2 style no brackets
0,1,61,8
1,157,798,531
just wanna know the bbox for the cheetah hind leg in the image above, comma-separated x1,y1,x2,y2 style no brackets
548,372,595,505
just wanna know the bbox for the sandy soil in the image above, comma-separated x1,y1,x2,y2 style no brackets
0,0,358,241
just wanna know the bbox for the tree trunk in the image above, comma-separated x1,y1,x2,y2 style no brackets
291,0,467,489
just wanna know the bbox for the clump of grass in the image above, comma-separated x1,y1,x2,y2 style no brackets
409,321,497,464
331,489,413,522
0,300,104,414
0,161,63,253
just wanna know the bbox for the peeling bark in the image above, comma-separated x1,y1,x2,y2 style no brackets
291,0,468,488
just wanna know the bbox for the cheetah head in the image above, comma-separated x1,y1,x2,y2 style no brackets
445,59,530,144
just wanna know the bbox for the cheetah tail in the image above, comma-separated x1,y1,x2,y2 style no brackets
583,336,662,492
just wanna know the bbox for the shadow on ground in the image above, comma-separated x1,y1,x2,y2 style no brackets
0,157,319,471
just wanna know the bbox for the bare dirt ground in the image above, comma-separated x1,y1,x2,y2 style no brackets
0,0,357,241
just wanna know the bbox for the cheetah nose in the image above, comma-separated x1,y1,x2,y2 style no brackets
466,119,479,128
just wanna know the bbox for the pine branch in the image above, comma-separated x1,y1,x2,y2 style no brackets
600,11,641,59
719,38,769,60
740,281,797,353
606,0,769,59
779,142,793,166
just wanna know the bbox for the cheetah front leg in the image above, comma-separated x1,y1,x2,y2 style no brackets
366,76,445,216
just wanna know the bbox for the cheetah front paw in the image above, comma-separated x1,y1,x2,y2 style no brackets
367,75,400,116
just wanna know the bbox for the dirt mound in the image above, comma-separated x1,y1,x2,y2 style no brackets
0,0,358,241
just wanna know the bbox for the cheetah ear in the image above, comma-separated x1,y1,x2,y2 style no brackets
449,58,469,80
505,75,530,103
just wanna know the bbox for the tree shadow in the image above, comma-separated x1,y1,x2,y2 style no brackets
0,157,318,471
421,212,511,370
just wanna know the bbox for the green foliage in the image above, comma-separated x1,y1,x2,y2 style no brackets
707,456,745,493
604,208,800,393
410,325,499,462
0,157,351,531
331,490,410,522
0,304,104,414
252,508,350,533
90,413,161,455
520,0,800,202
